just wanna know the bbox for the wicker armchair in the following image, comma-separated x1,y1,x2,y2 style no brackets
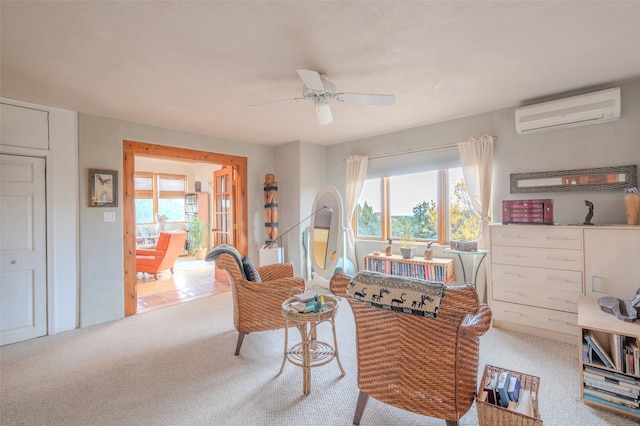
213,252,304,355
330,272,492,426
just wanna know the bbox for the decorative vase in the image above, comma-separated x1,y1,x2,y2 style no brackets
400,247,415,259
625,193,640,225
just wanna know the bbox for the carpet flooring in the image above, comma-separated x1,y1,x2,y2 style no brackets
0,292,635,425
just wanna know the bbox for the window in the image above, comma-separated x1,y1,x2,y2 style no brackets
356,167,480,244
134,172,187,224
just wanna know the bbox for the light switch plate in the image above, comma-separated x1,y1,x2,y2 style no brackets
103,211,116,222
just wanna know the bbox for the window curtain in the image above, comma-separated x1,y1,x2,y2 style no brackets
457,134,495,302
344,155,368,271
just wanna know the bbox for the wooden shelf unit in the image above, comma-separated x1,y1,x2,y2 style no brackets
363,253,456,285
185,192,209,250
578,295,640,420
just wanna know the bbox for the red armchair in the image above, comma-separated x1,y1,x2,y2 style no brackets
136,231,187,279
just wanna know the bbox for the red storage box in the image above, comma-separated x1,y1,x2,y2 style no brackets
502,199,553,225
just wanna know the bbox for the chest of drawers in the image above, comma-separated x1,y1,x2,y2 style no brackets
489,225,583,340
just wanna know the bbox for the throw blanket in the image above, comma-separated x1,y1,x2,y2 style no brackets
205,244,247,280
347,270,445,318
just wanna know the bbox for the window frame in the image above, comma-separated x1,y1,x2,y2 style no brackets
354,168,474,245
134,172,187,224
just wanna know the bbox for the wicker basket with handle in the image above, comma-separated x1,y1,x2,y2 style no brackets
476,364,543,426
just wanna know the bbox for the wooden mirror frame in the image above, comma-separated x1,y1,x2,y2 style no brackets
510,165,637,193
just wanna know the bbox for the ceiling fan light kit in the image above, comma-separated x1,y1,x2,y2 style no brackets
251,69,395,125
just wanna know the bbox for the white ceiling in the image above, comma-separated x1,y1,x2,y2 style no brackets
2,1,640,146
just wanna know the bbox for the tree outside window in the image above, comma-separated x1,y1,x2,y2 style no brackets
355,167,480,244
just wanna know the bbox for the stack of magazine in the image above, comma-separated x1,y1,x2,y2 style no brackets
583,330,640,415
583,366,640,414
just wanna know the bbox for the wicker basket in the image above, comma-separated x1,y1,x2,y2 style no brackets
476,365,543,426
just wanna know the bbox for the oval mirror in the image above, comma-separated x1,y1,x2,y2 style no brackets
308,185,344,280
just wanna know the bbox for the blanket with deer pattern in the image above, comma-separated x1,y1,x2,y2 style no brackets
347,270,445,318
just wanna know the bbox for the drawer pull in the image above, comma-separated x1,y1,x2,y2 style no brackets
504,310,522,316
504,290,522,296
502,234,524,239
545,236,572,241
504,253,522,258
546,256,569,261
546,297,574,304
504,272,522,277
547,318,571,325
546,276,569,282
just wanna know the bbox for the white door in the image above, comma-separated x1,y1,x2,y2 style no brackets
0,154,47,345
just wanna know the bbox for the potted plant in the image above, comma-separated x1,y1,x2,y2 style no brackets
187,216,209,260
400,225,416,259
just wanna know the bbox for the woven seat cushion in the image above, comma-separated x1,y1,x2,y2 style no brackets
348,270,445,318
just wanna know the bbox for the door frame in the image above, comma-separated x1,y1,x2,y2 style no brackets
122,140,248,316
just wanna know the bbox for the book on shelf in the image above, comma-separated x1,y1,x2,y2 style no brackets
584,330,615,369
583,377,640,398
582,342,593,364
584,365,640,389
630,339,640,378
584,393,640,416
584,388,640,409
584,385,640,406
609,334,624,371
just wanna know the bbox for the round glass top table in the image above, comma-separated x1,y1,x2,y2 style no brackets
279,295,345,395
444,248,489,287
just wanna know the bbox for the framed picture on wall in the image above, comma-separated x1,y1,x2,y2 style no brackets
88,169,118,207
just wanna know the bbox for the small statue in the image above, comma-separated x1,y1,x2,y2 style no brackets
424,241,433,260
583,200,594,225
385,239,393,256
155,213,168,234
599,288,640,322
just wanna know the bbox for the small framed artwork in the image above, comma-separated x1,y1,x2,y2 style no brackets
89,169,118,207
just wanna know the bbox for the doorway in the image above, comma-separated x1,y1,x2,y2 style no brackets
122,140,248,316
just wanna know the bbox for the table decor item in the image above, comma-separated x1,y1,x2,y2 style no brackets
624,187,639,225
400,226,416,259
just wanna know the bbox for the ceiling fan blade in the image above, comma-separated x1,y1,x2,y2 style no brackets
315,99,333,125
248,98,304,108
296,69,325,92
336,93,396,106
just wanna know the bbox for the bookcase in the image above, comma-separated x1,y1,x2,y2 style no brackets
578,295,640,419
184,192,209,249
363,253,456,285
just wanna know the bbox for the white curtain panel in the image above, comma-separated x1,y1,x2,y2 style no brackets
344,155,368,271
457,134,495,302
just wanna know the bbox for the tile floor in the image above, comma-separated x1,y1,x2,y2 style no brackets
136,257,230,313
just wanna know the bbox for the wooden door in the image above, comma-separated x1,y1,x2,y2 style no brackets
0,154,47,345
213,166,235,246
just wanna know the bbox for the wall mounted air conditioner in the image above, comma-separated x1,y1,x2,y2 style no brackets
515,87,620,134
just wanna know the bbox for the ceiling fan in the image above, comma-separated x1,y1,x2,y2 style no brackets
249,69,395,125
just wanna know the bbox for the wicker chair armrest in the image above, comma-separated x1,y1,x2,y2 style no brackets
136,248,165,257
256,263,295,281
460,303,492,336
240,277,305,295
329,272,352,297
